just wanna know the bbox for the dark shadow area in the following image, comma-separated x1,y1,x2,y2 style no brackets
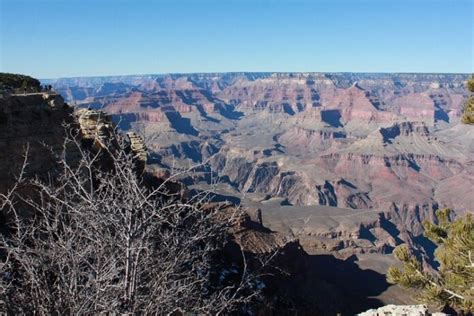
321,109,343,128
111,113,136,130
316,180,338,207
187,188,242,205
181,141,202,162
333,131,347,139
307,254,388,314
296,102,305,112
262,145,286,156
311,89,321,106
369,97,382,110
260,144,286,156
337,178,357,189
195,104,220,123
406,157,421,172
199,88,221,104
268,253,388,315
167,145,183,159
440,305,473,315
0,110,8,125
413,234,439,269
262,149,273,157
174,91,220,123
146,153,172,172
282,103,295,115
324,181,338,206
379,213,404,245
175,90,198,105
394,80,406,89
274,142,286,150
359,227,377,242
216,103,244,120
164,111,199,136
273,147,285,154
380,125,401,144
435,108,450,123
69,88,88,101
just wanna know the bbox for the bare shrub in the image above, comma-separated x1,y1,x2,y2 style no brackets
0,130,264,314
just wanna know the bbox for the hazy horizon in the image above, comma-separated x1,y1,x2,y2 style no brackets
38,70,472,81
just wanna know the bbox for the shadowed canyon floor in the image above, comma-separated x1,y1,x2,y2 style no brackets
44,72,473,307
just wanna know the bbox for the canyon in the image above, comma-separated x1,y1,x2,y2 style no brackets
43,72,473,307
0,80,397,314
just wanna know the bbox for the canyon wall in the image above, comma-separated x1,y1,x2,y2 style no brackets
44,72,474,256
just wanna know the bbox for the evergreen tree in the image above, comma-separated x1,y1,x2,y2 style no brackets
461,75,474,124
387,209,474,312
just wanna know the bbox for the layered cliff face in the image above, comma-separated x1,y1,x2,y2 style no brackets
44,73,473,257
0,94,151,195
0,93,73,193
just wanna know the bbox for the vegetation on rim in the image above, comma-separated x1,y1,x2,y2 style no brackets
461,75,474,124
387,209,474,312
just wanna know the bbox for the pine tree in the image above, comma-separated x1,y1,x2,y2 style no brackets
461,75,474,124
387,209,474,312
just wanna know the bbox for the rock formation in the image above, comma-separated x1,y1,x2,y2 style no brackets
358,304,448,316
0,92,73,193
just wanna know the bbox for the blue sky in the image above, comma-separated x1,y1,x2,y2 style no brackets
0,0,473,78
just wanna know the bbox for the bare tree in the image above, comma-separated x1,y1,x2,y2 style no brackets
0,129,265,314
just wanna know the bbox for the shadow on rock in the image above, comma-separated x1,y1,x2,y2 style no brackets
164,111,199,136
266,253,389,315
309,254,388,314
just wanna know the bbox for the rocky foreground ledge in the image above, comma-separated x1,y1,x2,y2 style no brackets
359,305,450,316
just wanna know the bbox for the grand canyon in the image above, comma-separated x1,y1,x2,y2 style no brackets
2,0,473,313
1,71,472,314
40,73,473,306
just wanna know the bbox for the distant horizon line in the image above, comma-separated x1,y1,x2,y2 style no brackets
38,71,473,81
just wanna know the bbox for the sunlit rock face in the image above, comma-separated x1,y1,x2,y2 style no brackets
0,93,150,194
358,304,449,316
44,72,473,256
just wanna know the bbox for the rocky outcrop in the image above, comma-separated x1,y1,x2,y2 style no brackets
127,132,147,166
76,109,115,150
0,94,150,194
75,108,148,170
0,93,74,193
358,304,448,316
380,121,430,143
278,126,346,152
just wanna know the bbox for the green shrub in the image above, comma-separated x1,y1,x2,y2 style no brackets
387,209,474,312
462,75,474,124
